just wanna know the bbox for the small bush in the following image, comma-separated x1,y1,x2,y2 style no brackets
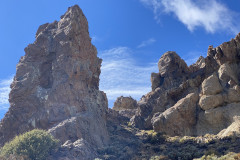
145,132,165,145
0,129,59,160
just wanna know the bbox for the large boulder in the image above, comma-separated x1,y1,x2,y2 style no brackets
201,73,222,95
158,51,189,77
152,93,199,136
112,96,138,118
199,94,224,110
113,96,137,111
0,5,109,149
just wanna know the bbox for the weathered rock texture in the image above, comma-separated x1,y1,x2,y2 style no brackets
112,96,138,118
0,5,109,154
218,116,240,138
131,34,240,136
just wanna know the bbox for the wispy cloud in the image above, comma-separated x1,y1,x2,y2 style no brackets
137,38,156,48
99,47,158,106
140,0,240,34
0,77,12,111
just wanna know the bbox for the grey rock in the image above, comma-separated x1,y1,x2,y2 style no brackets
152,93,199,136
201,73,222,95
113,96,137,111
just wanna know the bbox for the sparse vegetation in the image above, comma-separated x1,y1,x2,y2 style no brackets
97,124,240,160
0,129,59,160
197,152,240,160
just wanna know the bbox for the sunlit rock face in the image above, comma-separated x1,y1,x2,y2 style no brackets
0,5,109,150
131,33,240,136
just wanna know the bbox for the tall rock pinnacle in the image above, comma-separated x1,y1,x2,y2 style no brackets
0,5,109,148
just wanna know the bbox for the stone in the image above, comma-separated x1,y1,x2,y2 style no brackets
227,88,240,103
218,63,238,86
47,139,97,160
158,51,189,77
218,116,240,138
196,103,240,135
201,73,222,95
130,115,145,129
152,93,199,136
151,73,161,91
0,5,109,149
118,109,138,119
113,96,137,111
199,94,224,110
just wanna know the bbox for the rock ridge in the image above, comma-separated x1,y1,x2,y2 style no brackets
128,33,240,136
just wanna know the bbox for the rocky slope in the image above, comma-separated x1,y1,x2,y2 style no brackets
0,5,109,159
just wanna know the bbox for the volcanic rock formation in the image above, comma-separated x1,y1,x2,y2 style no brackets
112,96,138,118
130,34,240,136
0,5,109,154
1,4,240,160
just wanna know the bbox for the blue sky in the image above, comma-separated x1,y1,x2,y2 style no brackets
1,0,240,120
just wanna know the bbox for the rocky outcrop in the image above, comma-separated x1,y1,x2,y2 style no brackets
152,93,199,136
113,96,137,111
131,33,240,136
112,96,138,118
0,5,109,154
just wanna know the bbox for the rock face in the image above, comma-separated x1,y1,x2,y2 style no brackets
131,33,240,136
112,96,138,118
152,93,199,136
218,116,240,138
0,5,109,152
113,96,137,111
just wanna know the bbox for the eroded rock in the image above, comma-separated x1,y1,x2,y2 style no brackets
113,96,137,111
0,5,109,150
152,93,199,136
201,73,222,95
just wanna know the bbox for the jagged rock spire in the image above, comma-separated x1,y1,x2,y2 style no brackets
0,5,109,150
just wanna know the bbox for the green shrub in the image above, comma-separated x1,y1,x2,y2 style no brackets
0,129,59,160
145,132,166,145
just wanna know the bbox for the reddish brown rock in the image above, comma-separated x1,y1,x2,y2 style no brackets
0,5,109,150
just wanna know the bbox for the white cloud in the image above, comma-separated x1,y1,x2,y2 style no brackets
137,38,156,48
99,47,158,107
0,77,12,111
140,0,240,34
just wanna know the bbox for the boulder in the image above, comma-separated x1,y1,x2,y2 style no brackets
152,93,199,136
201,73,222,95
113,96,137,111
199,94,224,110
218,63,238,86
158,51,189,77
227,88,240,103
